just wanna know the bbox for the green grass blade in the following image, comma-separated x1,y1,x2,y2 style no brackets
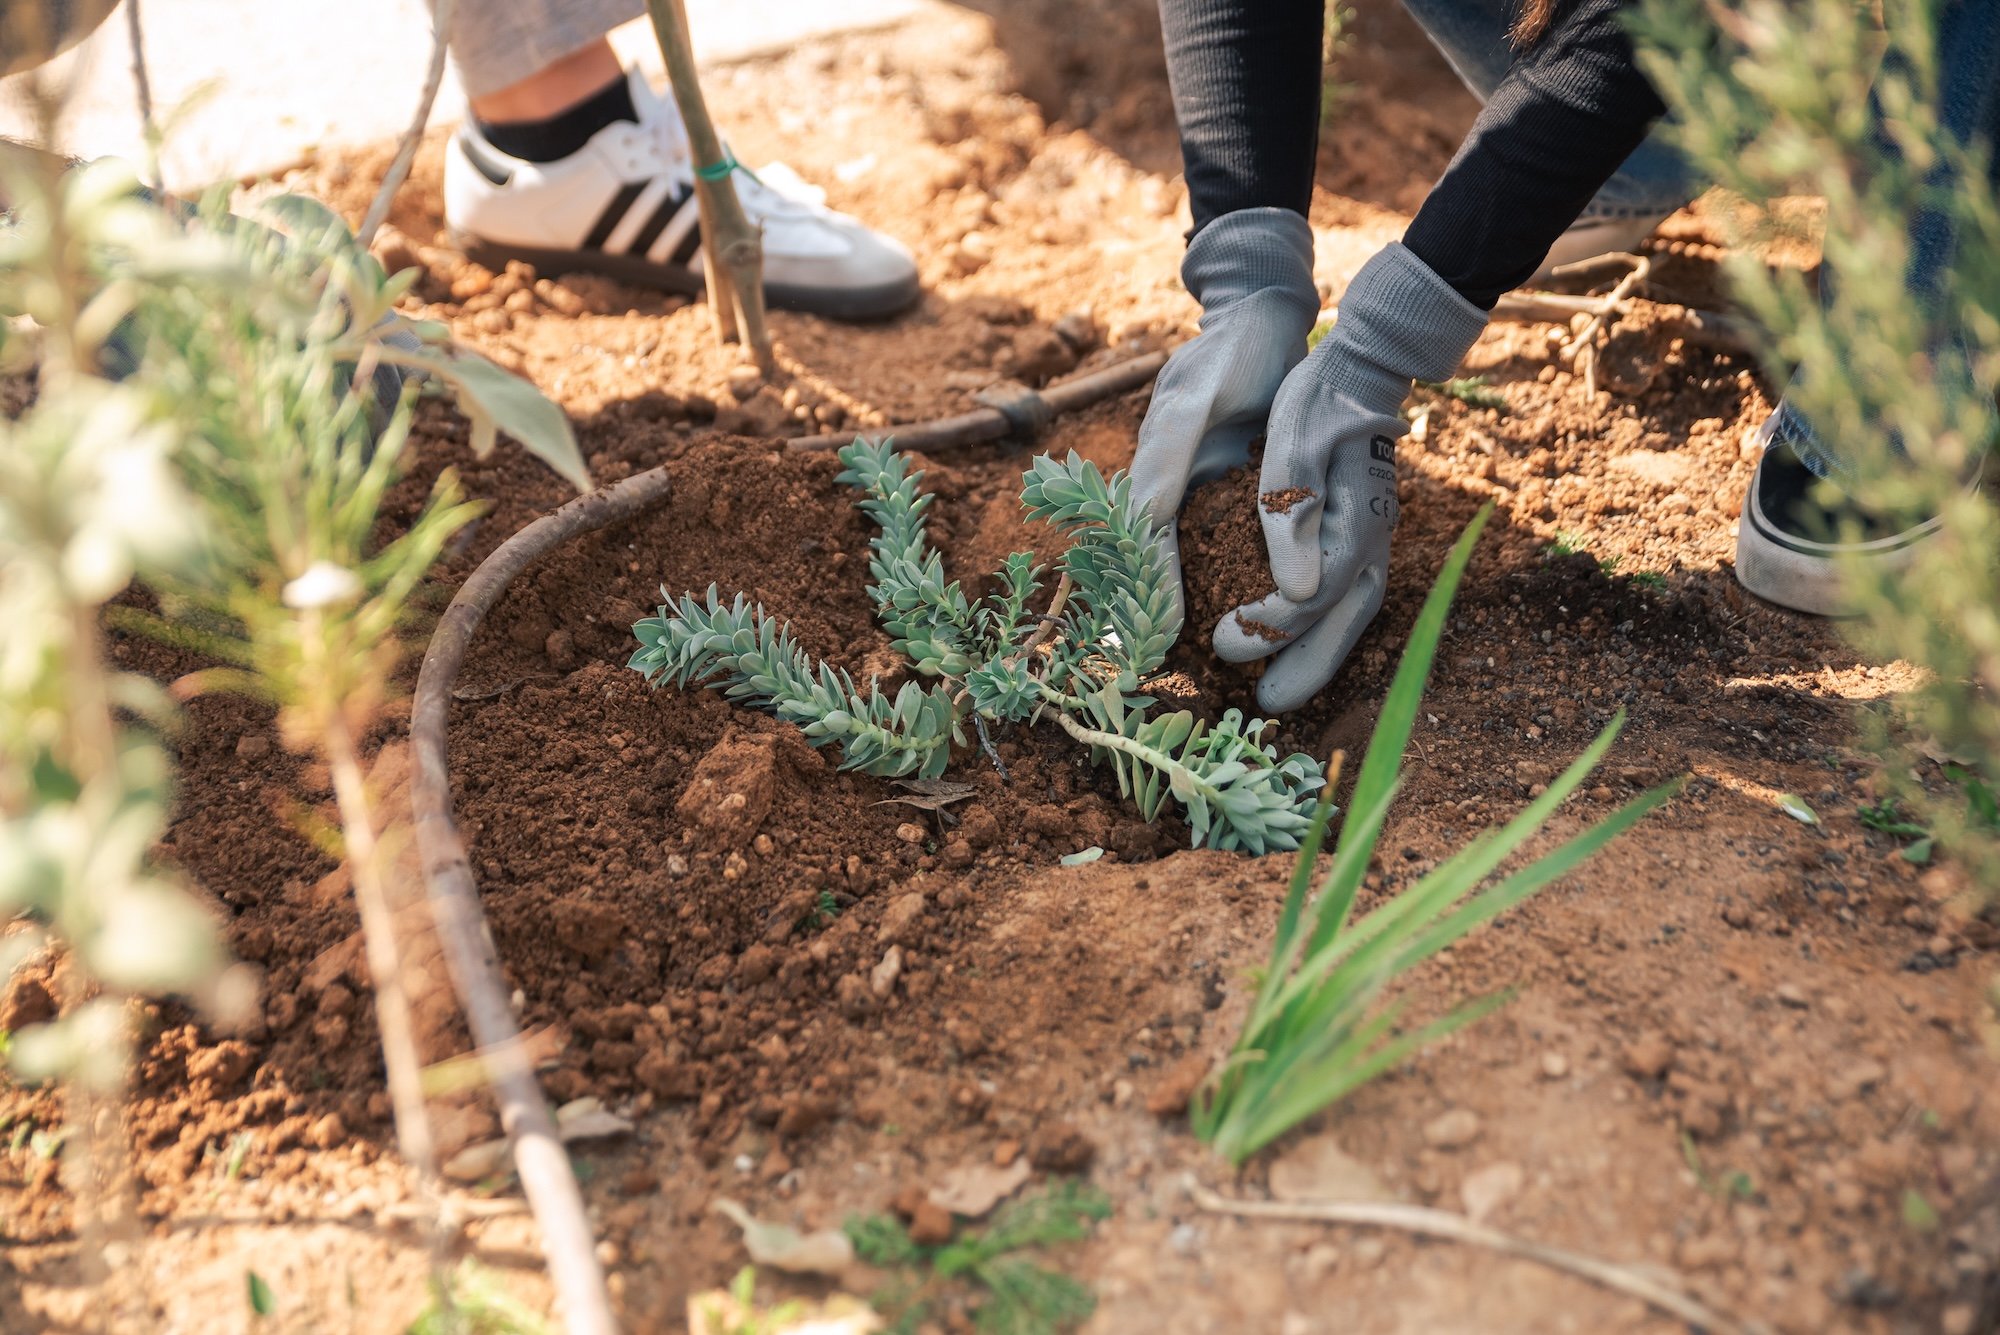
1272,768,1341,970
1210,998,1403,1164
1316,503,1492,952
1260,712,1635,1062
1231,992,1513,1162
1389,778,1684,975
1310,709,1633,990
1248,778,1400,1044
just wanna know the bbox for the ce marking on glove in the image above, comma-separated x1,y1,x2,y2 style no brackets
1369,494,1397,518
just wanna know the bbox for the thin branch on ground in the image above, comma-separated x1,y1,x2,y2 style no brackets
357,0,455,248
1014,573,1073,664
972,712,1009,779
1558,253,1653,403
1185,1178,1761,1335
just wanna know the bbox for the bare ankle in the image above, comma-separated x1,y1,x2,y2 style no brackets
470,38,623,124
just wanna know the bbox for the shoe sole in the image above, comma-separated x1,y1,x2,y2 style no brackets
1733,464,1940,617
452,234,921,322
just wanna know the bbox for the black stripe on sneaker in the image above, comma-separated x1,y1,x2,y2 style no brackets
625,185,695,259
458,133,513,186
581,181,648,252
668,213,705,267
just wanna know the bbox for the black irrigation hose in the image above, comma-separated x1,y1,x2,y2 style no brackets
783,350,1169,453
411,472,676,1335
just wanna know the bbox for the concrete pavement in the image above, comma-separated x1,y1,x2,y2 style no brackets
0,0,925,190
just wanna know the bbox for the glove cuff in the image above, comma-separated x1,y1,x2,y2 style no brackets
1182,207,1318,317
1312,242,1488,395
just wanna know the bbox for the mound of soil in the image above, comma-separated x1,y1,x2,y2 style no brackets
1180,461,1279,649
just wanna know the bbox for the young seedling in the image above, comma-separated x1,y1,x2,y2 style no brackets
844,1181,1109,1335
1191,506,1682,1164
687,1268,876,1335
632,440,1326,852
0,144,231,1301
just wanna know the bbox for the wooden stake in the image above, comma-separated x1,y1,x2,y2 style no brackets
644,0,776,375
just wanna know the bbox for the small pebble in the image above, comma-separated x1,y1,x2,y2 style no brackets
1540,1051,1569,1079
1621,1033,1675,1080
1423,1108,1482,1149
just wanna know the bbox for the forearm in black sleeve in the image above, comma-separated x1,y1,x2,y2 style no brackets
1158,0,1327,236
1402,0,1668,309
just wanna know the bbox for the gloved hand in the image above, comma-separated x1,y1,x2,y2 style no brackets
1129,208,1320,627
1213,242,1488,713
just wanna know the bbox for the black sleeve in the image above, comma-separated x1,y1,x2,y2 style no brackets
1158,0,1327,236
1402,0,1668,308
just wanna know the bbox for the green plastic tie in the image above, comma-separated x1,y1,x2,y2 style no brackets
696,154,740,182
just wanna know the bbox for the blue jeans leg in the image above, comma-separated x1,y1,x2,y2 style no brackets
1395,0,1696,219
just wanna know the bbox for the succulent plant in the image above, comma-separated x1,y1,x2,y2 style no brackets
631,439,1326,853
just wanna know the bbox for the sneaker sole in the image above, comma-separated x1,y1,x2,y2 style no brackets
1733,467,1940,617
452,234,921,322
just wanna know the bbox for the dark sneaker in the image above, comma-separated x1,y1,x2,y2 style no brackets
443,69,920,321
1734,415,1944,616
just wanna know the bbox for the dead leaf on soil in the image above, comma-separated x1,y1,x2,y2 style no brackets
712,1198,856,1275
875,778,978,813
555,1096,635,1142
442,1137,511,1182
927,1158,1032,1218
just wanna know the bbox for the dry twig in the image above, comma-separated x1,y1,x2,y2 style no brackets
357,0,455,248
1186,1178,1761,1335
1559,252,1653,402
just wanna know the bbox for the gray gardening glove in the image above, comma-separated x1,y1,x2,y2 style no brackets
1130,208,1320,626
1214,242,1488,713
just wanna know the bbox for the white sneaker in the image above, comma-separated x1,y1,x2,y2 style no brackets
443,70,921,320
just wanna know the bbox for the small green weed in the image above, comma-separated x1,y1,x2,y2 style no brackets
1631,570,1668,592
1417,375,1509,411
1547,530,1586,558
248,1271,276,1319
1681,1131,1756,1200
845,1181,1110,1335
689,1268,875,1335
406,1262,553,1335
800,889,843,932
223,1130,253,1181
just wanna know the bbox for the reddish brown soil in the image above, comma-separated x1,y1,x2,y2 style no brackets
5,3,1998,1334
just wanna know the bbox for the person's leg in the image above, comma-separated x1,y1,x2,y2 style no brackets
1736,0,2000,613
442,0,638,102
1396,0,1696,272
433,0,920,319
